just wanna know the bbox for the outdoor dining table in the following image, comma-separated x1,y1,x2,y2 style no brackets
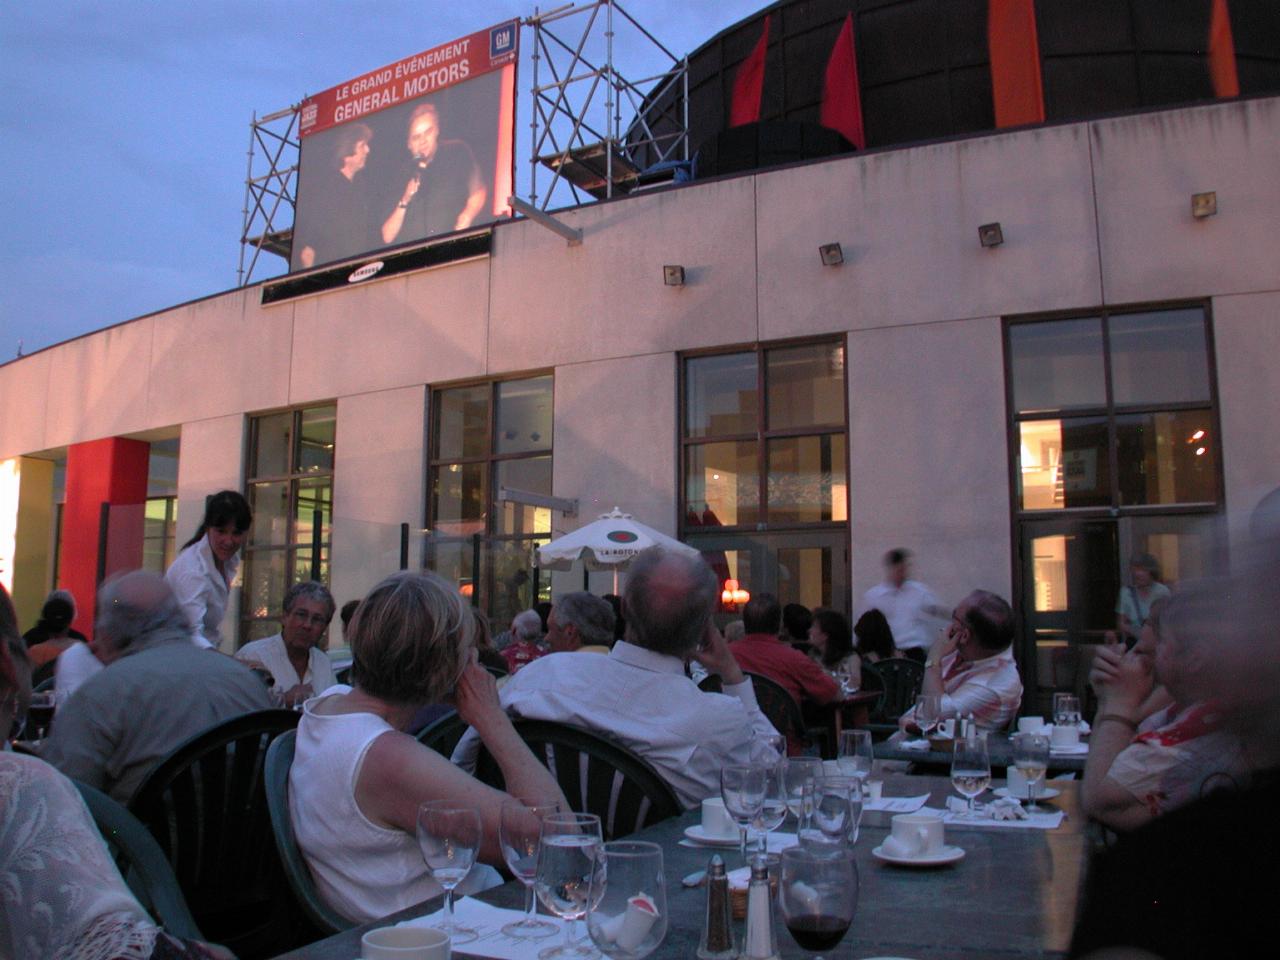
875,733,1089,776
270,773,1092,960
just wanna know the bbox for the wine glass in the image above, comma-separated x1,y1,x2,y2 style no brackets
535,812,604,959
913,694,941,738
809,776,863,848
752,731,786,766
1053,693,1081,729
778,846,858,960
720,763,767,865
782,757,823,834
950,734,991,818
416,801,482,944
500,799,562,939
586,841,667,959
753,760,788,857
25,691,56,740
836,730,874,790
1012,733,1051,812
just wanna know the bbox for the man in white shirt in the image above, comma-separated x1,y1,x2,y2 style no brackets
858,548,942,662
453,547,780,809
236,581,337,708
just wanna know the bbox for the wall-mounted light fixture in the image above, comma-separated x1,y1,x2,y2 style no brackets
978,222,1004,247
1191,191,1217,219
818,243,844,266
663,264,686,286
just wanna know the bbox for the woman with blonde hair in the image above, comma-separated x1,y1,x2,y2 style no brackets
290,570,567,924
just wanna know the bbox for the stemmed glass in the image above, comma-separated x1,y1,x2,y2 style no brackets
1012,733,1051,812
950,734,992,818
416,801,482,945
782,757,823,835
1053,693,1081,729
752,731,786,766
586,841,668,959
836,730,874,791
809,776,863,848
24,691,56,740
753,760,788,857
720,763,767,865
778,846,859,960
500,799,562,939
535,812,604,959
913,694,941,738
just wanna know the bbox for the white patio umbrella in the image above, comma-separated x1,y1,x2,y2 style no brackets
537,507,701,592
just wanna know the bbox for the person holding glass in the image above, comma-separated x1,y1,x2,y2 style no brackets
898,590,1023,734
289,570,568,924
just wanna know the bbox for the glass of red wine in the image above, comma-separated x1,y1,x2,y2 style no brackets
778,846,858,960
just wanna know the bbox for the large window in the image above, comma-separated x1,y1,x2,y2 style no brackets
681,340,849,616
426,375,553,626
141,438,180,575
241,404,335,643
1006,305,1223,713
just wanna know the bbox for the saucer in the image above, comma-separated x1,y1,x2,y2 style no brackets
683,824,740,847
871,844,965,867
1049,743,1089,756
994,786,1060,802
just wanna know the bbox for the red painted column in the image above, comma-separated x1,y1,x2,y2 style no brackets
61,437,150,639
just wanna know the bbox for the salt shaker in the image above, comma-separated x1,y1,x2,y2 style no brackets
741,857,780,960
697,854,736,960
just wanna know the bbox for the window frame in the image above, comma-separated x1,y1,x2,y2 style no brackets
678,335,851,536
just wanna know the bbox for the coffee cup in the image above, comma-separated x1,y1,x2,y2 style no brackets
1017,716,1046,734
936,718,955,738
882,813,945,859
362,925,451,960
865,780,884,802
1050,724,1080,748
701,797,737,839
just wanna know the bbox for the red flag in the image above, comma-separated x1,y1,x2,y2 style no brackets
988,0,1045,128
820,14,866,149
1208,0,1240,98
729,17,770,127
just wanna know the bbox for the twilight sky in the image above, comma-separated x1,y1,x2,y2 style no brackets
0,1,767,359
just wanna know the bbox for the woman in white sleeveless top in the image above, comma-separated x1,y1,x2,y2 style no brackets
290,570,567,924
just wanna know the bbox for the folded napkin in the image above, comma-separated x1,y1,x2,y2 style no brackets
938,798,1065,830
681,829,800,851
946,796,1027,820
898,738,932,752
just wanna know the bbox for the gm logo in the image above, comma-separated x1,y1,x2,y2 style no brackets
347,261,385,283
490,22,516,60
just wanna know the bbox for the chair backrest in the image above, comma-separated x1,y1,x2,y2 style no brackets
484,664,509,680
264,730,352,937
74,779,203,942
478,720,683,841
863,658,924,721
744,671,807,746
415,709,471,758
127,708,302,959
33,674,56,693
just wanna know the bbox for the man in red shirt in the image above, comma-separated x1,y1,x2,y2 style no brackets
728,593,841,711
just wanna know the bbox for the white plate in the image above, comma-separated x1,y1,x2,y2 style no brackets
1049,744,1089,756
683,825,740,847
872,844,965,867
994,786,1061,802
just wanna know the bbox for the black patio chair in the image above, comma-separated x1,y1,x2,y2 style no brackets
263,730,352,939
476,719,683,840
697,673,724,693
862,657,925,739
74,779,203,942
744,671,832,757
127,709,303,959
415,708,470,759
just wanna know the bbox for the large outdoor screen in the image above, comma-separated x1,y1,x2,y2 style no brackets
291,20,519,272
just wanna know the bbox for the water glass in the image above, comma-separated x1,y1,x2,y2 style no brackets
913,694,941,737
778,846,858,960
1053,693,1081,728
416,802,482,944
950,735,991,817
808,776,863,849
836,729,874,787
1012,733,1051,812
535,812,604,959
720,763,767,865
782,757,823,831
500,799,562,939
753,760,788,856
586,841,667,959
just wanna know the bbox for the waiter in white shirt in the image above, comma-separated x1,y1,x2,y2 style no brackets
164,490,252,650
857,548,944,663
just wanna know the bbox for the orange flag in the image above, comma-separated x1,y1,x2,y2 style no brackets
729,17,770,127
1208,0,1240,98
820,14,866,149
988,0,1045,128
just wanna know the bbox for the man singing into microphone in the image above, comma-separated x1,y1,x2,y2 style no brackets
381,102,487,245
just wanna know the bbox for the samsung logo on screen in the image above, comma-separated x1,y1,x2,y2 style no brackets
347,261,386,283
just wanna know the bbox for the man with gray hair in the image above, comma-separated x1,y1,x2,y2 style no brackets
236,580,337,707
546,592,615,654
454,547,779,808
43,570,273,802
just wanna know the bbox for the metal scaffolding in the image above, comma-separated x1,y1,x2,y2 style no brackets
236,1,688,284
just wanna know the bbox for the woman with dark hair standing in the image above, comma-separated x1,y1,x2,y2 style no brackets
164,490,252,650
